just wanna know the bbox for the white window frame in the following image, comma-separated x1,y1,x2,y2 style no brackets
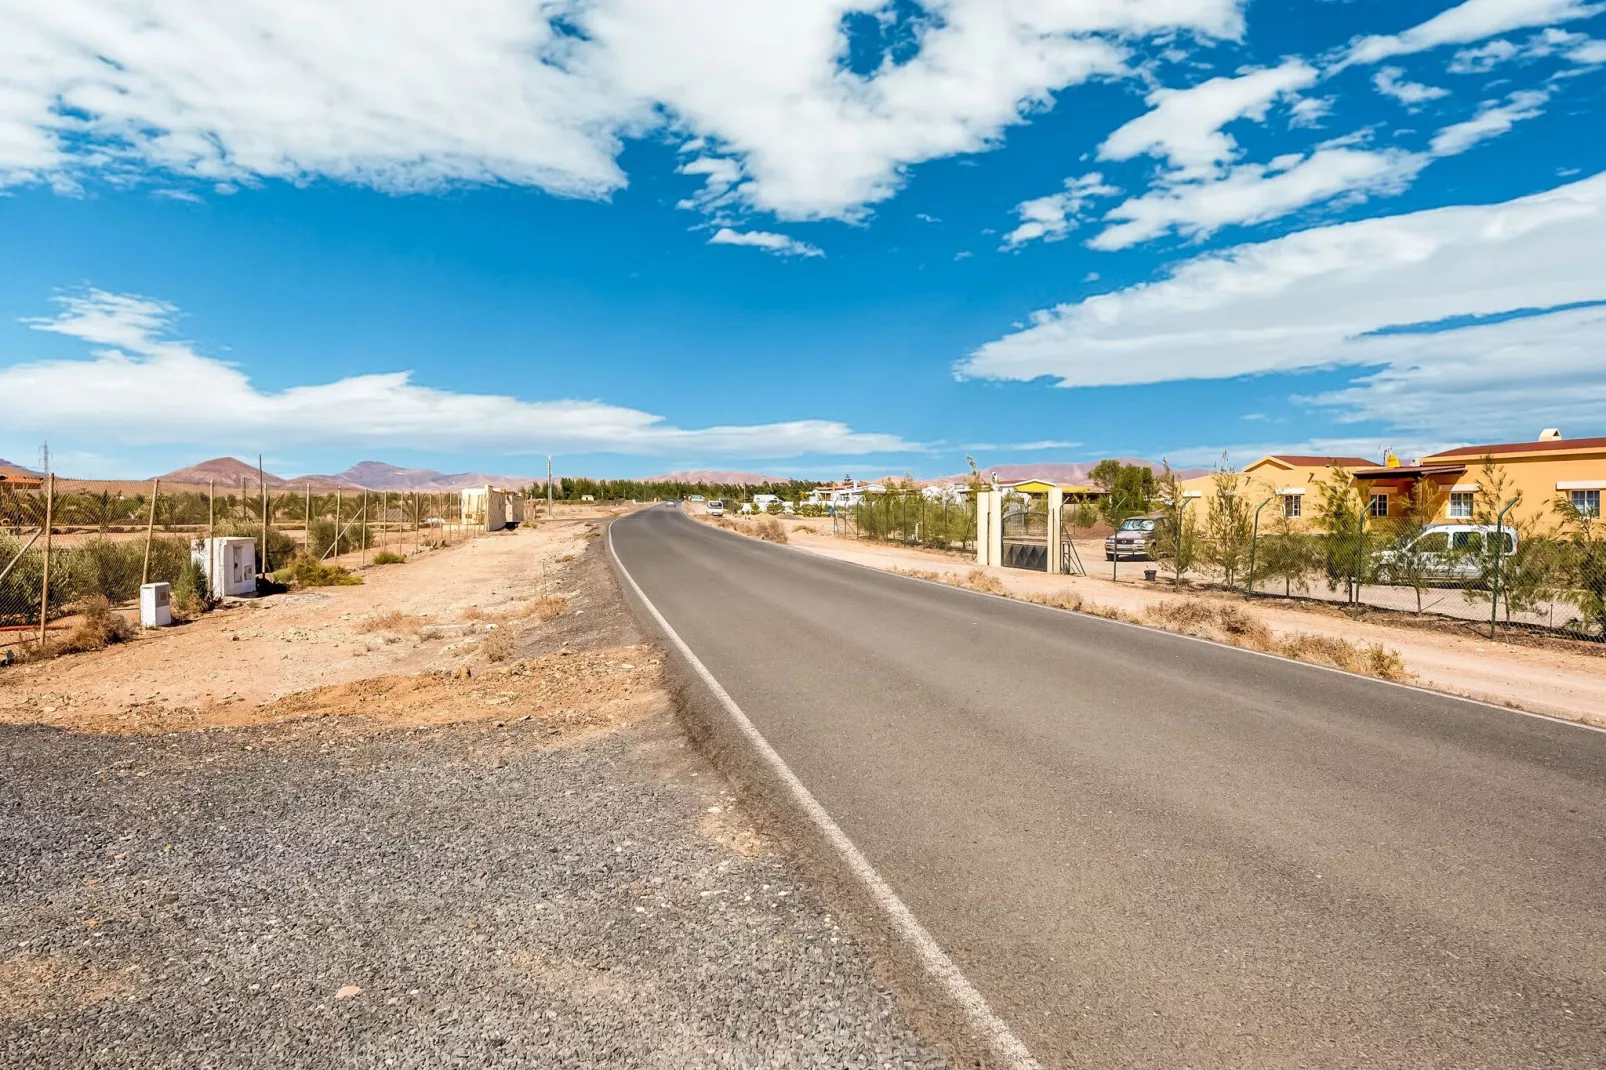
1367,493,1389,518
1571,488,1602,518
1448,492,1474,519
1281,494,1302,519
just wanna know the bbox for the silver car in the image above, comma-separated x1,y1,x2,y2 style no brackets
1105,515,1158,561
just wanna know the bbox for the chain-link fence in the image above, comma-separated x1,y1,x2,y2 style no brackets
1236,517,1605,642
2,477,486,658
831,490,976,554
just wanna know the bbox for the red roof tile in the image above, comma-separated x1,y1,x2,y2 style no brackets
1261,454,1379,468
1424,437,1606,459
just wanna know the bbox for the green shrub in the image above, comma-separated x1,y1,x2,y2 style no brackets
371,550,406,565
284,555,363,587
307,518,374,559
172,558,216,616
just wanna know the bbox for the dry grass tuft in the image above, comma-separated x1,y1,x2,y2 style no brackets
1277,633,1406,680
357,611,430,638
1146,599,1273,648
958,569,1006,595
753,517,788,543
462,606,488,621
65,597,136,652
504,594,567,622
481,627,518,663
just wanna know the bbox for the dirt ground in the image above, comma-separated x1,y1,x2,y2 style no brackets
0,513,652,736
0,513,941,1069
718,514,1606,729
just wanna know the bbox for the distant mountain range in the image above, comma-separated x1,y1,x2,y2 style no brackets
940,459,1211,485
156,458,539,492
642,470,789,485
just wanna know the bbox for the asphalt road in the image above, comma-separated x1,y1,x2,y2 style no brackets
611,507,1606,1069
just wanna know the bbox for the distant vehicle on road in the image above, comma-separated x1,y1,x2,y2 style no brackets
688,494,705,502
706,500,725,517
1373,523,1518,584
1105,515,1159,561
423,516,447,526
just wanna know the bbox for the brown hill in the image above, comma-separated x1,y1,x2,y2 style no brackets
942,459,1210,485
158,457,292,487
292,462,538,492
642,470,789,485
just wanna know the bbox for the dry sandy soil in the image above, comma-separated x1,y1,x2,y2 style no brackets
0,509,941,1068
718,514,1606,729
0,514,655,736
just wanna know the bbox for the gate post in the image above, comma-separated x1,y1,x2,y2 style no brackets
975,491,991,566
975,491,1002,567
1047,487,1064,575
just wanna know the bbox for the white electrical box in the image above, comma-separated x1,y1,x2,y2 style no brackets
192,537,259,598
140,583,172,628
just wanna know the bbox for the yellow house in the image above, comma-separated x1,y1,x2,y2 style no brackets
1352,431,1606,528
1177,454,1379,524
999,479,1102,502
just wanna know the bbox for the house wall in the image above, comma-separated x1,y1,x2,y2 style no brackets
1416,446,1606,528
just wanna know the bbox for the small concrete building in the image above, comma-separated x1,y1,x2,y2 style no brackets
192,537,258,598
461,486,524,532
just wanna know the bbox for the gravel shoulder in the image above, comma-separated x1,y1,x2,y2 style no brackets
0,524,942,1068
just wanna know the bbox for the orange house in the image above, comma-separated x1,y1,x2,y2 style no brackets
1352,431,1606,527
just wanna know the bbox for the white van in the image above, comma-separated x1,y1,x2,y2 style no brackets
1373,523,1518,584
706,499,725,517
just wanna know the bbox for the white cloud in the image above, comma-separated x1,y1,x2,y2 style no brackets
5,290,907,457
707,228,824,257
1089,145,1426,250
1098,62,1319,178
1429,89,1551,155
1568,37,1606,62
1372,67,1451,107
1079,67,1553,250
0,0,1247,222
1287,96,1334,128
1344,0,1606,66
1002,173,1119,248
1448,27,1606,69
958,172,1606,438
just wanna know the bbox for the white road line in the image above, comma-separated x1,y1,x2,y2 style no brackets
608,521,1044,1070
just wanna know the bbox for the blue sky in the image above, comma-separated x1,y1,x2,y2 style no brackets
3,0,1604,480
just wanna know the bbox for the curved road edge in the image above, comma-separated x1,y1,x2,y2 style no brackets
604,515,1044,1070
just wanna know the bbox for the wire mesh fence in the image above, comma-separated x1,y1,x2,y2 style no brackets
830,491,976,554
1,477,485,658
1236,519,1605,642
818,485,1604,645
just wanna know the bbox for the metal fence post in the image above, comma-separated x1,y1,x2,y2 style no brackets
141,477,160,587
37,474,54,647
1490,496,1519,640
1246,497,1271,598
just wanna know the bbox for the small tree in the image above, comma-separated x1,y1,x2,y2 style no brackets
1464,457,1548,623
1199,457,1252,588
1311,463,1368,603
1090,459,1155,526
1153,463,1198,588
1552,493,1606,636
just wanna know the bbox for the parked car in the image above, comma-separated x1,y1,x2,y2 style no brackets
706,499,725,517
1105,515,1159,561
1372,523,1518,584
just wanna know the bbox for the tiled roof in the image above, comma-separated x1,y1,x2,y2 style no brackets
1424,437,1606,459
1259,454,1379,468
